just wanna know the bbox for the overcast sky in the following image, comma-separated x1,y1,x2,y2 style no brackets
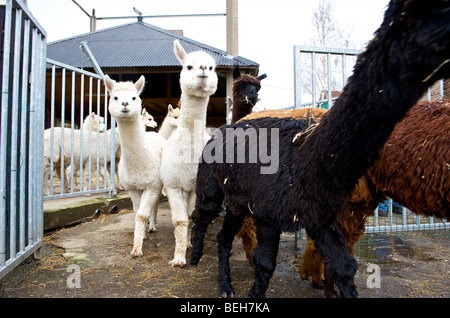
27,0,390,110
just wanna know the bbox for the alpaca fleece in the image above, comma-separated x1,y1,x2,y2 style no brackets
368,99,450,219
300,99,450,296
190,0,450,298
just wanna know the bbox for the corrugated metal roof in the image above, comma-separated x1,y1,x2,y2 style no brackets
47,21,259,69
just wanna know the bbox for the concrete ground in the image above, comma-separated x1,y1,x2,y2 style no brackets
0,194,449,299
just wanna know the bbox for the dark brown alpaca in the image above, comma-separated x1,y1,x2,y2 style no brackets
230,64,267,123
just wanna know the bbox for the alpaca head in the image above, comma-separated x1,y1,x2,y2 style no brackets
232,64,267,108
104,75,145,122
83,112,106,132
167,104,180,123
370,0,450,85
173,40,218,98
141,108,158,129
163,104,180,129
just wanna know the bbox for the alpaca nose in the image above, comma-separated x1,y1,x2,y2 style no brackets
122,101,129,107
199,65,207,71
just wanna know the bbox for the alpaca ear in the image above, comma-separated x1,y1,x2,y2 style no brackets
174,40,187,65
135,76,145,95
256,73,268,81
141,108,147,115
104,75,115,93
168,104,173,114
227,96,233,108
232,64,241,80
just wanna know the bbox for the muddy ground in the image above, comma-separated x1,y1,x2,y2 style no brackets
0,200,448,300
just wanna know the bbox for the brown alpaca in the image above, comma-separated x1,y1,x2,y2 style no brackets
242,107,328,121
300,99,450,296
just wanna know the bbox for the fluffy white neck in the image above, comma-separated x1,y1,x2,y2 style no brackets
116,118,147,154
179,92,209,130
158,117,177,139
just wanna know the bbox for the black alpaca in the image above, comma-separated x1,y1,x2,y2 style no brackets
190,0,450,298
230,64,267,123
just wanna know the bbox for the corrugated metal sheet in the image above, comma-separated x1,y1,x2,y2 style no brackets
47,21,258,69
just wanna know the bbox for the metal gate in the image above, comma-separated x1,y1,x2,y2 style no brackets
43,57,116,200
293,45,448,236
0,0,47,279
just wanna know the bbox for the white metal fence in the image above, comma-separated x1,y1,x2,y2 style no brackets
293,46,361,109
293,45,448,235
0,0,46,279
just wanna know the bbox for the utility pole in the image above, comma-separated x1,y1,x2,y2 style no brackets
226,0,238,123
90,9,97,32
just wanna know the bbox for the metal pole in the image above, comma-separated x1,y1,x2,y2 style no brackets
1,0,13,266
226,0,238,124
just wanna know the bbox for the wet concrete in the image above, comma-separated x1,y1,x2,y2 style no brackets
0,199,449,298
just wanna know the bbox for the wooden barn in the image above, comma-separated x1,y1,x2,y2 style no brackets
45,20,260,128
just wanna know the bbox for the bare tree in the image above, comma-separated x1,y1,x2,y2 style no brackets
302,0,353,105
311,0,349,48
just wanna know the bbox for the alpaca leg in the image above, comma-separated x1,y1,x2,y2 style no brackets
186,190,197,248
307,224,358,298
299,238,325,289
322,229,364,297
148,187,161,233
131,189,160,257
248,221,280,298
55,164,70,194
165,186,189,267
217,211,245,298
128,189,142,212
236,215,257,269
100,165,111,189
190,176,225,266
81,163,89,193
43,158,51,196
189,198,224,265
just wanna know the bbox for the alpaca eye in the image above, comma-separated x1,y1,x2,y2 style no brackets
132,97,136,101
187,65,193,70
114,96,118,101
209,66,213,71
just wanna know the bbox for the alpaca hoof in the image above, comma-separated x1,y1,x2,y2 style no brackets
311,281,325,289
169,256,186,267
189,253,202,266
299,272,309,281
220,290,235,298
130,247,143,258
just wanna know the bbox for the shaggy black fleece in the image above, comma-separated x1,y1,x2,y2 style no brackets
190,0,450,298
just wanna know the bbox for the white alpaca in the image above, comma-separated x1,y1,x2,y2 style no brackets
141,108,158,130
80,108,157,192
43,112,105,195
158,104,180,139
104,74,166,258
161,40,218,267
